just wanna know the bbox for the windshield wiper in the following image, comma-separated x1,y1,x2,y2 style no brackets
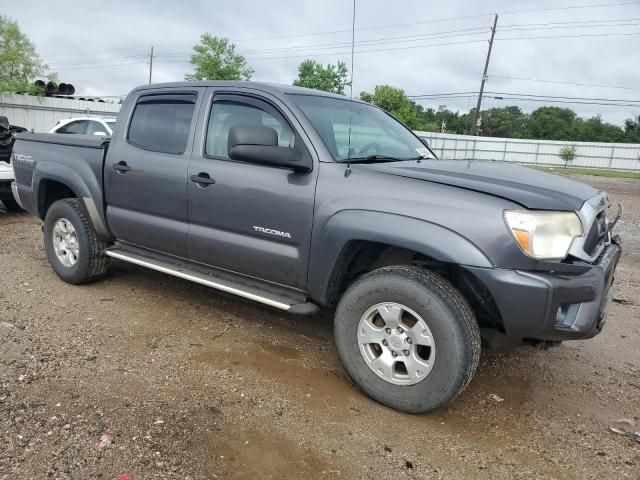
346,155,422,164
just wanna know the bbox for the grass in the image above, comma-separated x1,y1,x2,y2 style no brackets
532,165,640,180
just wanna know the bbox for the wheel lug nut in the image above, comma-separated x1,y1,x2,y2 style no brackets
397,327,404,334
405,337,412,344
382,340,388,346
385,328,391,334
404,350,410,356
391,351,397,357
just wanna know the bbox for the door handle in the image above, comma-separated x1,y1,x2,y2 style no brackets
190,173,216,186
113,161,131,173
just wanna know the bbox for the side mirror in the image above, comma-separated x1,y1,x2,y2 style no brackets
93,131,108,136
227,126,311,173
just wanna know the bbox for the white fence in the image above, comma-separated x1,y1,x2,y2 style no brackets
0,94,121,133
416,131,640,171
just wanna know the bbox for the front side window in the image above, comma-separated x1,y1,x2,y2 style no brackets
128,93,196,155
206,96,294,159
289,94,430,162
57,120,88,134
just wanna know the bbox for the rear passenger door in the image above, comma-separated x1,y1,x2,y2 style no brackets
105,90,204,258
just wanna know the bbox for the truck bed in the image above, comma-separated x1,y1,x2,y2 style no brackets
11,133,111,235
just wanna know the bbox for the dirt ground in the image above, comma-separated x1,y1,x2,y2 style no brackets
1,174,639,480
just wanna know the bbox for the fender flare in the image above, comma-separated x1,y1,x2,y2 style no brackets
33,161,112,239
307,210,493,306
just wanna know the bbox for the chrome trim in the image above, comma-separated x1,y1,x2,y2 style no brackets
569,192,610,262
104,249,292,311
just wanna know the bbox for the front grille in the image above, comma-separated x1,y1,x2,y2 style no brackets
584,211,607,256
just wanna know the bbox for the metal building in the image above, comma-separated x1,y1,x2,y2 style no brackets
0,94,121,133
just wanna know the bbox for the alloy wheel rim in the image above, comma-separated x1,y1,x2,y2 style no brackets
357,302,436,386
52,218,79,267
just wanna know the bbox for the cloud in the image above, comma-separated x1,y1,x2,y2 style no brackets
5,0,639,124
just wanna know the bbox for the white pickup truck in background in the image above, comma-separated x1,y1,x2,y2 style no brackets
49,117,117,136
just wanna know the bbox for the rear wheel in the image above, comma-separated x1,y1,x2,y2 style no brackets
1,196,22,212
43,198,110,284
334,266,481,413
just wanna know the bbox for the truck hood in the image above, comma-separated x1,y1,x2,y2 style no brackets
365,160,600,211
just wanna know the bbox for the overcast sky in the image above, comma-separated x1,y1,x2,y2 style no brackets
5,0,640,125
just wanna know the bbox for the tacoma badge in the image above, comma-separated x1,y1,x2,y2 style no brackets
253,226,292,239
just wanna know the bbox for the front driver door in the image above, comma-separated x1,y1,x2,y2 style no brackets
187,90,318,290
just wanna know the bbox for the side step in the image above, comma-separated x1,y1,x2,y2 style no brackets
104,247,319,315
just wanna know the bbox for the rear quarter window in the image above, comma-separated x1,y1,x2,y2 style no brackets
127,93,196,155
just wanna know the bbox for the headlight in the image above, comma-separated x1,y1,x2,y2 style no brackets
504,210,583,260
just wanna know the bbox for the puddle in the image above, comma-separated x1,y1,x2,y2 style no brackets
192,341,359,410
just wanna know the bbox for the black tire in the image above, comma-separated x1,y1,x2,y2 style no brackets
1,196,22,212
334,266,481,413
43,198,110,284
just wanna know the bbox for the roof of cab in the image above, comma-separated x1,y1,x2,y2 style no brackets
131,81,363,102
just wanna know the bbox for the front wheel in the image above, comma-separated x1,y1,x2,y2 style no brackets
334,266,481,413
43,198,110,284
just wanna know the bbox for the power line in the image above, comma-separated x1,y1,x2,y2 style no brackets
411,91,640,103
41,0,640,61
409,90,640,107
487,96,640,107
51,37,490,70
484,91,640,103
47,25,640,69
500,16,640,28
500,21,640,32
412,95,640,107
49,26,640,70
47,26,491,66
496,1,640,16
496,30,640,40
489,75,640,92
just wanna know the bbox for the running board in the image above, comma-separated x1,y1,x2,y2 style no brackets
104,248,319,315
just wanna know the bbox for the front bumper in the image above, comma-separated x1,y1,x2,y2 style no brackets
466,238,622,342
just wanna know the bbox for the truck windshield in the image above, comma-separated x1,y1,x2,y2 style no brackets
289,94,432,162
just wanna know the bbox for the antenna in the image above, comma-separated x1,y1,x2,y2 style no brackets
345,0,356,176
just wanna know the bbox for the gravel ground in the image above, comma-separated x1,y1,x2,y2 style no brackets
1,174,639,479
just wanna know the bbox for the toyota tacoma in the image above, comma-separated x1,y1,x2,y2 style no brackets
11,81,622,413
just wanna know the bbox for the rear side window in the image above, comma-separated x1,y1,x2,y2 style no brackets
127,93,196,155
57,120,88,134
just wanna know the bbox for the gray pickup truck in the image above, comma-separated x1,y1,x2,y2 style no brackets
11,81,622,413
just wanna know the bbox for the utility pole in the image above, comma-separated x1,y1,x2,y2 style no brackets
148,46,154,84
471,14,498,135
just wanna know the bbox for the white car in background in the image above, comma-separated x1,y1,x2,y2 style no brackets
50,117,117,136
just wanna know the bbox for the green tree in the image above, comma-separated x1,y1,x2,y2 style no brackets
360,85,424,129
528,107,577,140
480,106,528,138
623,115,640,143
0,16,47,93
185,34,253,81
293,59,348,94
